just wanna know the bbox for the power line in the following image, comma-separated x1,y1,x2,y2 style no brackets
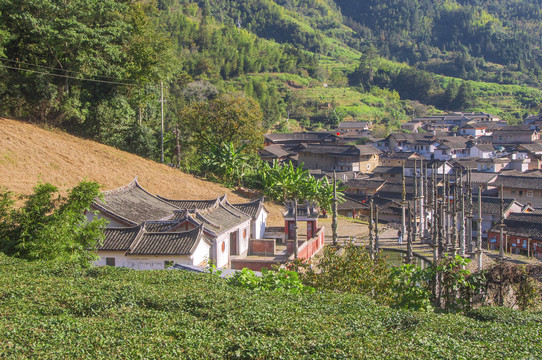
0,57,131,82
0,63,137,86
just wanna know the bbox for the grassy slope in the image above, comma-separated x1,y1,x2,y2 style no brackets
0,254,541,359
0,118,284,225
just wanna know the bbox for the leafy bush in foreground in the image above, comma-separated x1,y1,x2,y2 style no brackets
0,254,541,359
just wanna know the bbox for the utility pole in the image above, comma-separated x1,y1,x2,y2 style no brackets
160,81,165,164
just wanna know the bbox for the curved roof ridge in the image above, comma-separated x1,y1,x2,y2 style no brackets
91,201,138,227
220,202,243,218
195,210,221,230
101,176,138,196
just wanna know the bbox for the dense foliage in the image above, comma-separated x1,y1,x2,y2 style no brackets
0,181,105,267
336,0,542,87
2,0,542,166
1,254,541,358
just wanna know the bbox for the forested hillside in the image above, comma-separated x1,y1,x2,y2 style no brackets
1,0,541,167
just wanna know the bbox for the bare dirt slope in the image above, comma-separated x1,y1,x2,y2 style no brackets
0,118,283,225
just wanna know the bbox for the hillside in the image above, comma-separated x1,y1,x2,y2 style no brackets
0,118,284,225
1,254,541,359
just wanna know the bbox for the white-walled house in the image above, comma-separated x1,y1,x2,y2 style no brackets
167,204,252,268
470,144,495,159
90,178,269,269
95,223,211,270
232,198,269,240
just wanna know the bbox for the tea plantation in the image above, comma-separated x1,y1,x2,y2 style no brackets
1,254,541,359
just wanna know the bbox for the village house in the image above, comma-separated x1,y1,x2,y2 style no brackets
493,173,542,208
336,121,371,136
515,143,542,170
344,177,387,196
258,144,294,165
90,178,268,269
487,213,542,259
263,132,339,146
386,133,440,157
433,137,471,161
489,127,539,145
95,223,212,270
460,172,498,195
524,113,542,127
379,151,425,167
400,121,423,133
458,121,502,138
337,196,369,219
296,144,381,173
469,143,496,159
470,196,526,239
476,157,511,173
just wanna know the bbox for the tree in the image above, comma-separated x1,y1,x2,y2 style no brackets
0,181,106,267
454,81,475,110
181,93,264,154
200,142,249,186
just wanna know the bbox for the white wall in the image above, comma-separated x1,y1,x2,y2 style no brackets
253,210,268,240
94,251,208,270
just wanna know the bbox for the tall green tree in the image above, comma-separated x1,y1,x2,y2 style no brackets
181,93,264,154
0,181,106,267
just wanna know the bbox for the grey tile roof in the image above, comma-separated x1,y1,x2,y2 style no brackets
195,203,251,232
260,144,290,158
345,178,387,190
127,225,211,256
516,143,542,153
492,213,542,239
473,144,495,152
298,144,381,156
157,196,220,210
94,178,178,225
264,132,336,143
460,172,498,184
338,121,369,129
100,225,144,251
372,166,404,174
143,221,180,232
472,196,519,216
232,198,267,219
338,196,369,211
380,151,424,160
493,175,542,190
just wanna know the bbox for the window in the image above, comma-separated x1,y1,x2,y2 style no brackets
164,261,174,268
105,257,115,266
527,190,534,198
366,163,371,170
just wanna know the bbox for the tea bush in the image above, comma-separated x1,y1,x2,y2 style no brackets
0,254,541,359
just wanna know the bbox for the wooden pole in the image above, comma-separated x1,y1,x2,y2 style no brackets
294,198,299,259
375,205,379,254
499,184,505,260
369,199,374,260
476,186,483,271
332,171,338,246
